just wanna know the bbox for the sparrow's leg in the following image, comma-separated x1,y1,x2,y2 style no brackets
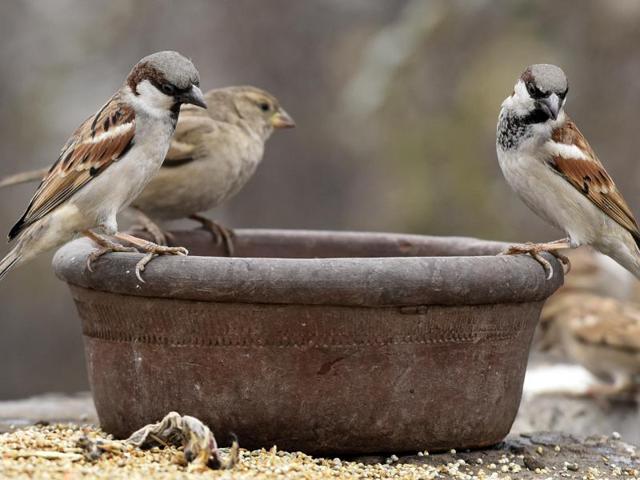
129,207,173,246
114,232,188,282
500,238,572,280
189,214,235,256
83,230,138,272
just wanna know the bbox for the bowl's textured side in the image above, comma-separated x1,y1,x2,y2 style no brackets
55,230,563,454
73,286,542,454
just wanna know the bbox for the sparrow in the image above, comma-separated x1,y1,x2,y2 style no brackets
130,86,295,253
0,51,207,282
533,247,640,398
0,86,295,255
496,64,640,280
540,292,640,398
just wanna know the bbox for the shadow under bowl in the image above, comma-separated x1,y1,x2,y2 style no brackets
53,229,563,455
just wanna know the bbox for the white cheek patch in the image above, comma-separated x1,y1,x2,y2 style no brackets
502,80,536,116
132,80,175,114
546,141,590,160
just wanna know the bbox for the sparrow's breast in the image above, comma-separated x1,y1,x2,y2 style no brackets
72,118,174,220
134,132,264,220
497,148,606,246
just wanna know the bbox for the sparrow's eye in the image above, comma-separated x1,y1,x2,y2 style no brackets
558,88,568,100
161,83,176,96
259,102,271,112
526,82,542,98
526,82,535,96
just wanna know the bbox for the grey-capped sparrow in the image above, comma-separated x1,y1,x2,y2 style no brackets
0,86,295,256
0,51,207,282
497,64,640,280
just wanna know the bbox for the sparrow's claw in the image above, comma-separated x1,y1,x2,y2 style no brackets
135,253,156,282
549,250,571,275
83,231,138,272
133,244,189,283
500,241,570,280
87,245,138,272
502,245,554,279
532,251,554,280
112,232,189,282
189,214,235,256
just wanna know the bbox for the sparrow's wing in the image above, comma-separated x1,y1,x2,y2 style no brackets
547,118,640,241
9,93,135,239
162,107,214,167
568,298,640,353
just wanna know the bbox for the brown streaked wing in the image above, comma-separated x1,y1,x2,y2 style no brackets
549,118,640,240
569,297,640,353
8,93,135,239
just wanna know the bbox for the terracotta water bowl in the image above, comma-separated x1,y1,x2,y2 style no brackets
53,229,563,454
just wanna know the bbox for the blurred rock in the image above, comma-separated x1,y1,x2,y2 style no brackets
0,392,96,432
513,389,640,446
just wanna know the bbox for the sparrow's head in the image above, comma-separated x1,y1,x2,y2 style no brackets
127,51,207,112
507,64,569,123
206,86,295,140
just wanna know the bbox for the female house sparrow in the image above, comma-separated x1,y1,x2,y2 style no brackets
130,86,295,253
540,292,640,397
0,51,207,282
497,64,640,279
0,86,295,255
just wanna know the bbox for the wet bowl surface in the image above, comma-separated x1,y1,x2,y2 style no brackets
53,229,563,454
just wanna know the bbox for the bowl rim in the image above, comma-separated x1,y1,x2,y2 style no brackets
53,228,563,307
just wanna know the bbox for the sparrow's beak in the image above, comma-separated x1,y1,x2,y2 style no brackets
180,85,208,109
270,108,296,129
537,93,561,121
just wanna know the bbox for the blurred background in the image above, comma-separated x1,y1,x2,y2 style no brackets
1,0,640,399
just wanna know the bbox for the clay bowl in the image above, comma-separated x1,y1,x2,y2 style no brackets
53,229,563,455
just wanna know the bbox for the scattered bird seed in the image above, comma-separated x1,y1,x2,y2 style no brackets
565,461,579,471
1,425,636,479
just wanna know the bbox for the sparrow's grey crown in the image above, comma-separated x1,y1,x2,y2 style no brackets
134,51,200,90
522,64,568,96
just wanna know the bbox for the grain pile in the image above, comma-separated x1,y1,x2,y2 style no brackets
1,424,638,479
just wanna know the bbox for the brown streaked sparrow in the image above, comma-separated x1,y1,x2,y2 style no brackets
0,51,207,282
130,86,295,254
497,64,640,280
540,292,640,398
0,86,295,256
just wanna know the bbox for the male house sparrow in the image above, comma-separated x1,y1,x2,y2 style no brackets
497,64,640,279
0,51,207,282
0,86,295,255
130,86,294,252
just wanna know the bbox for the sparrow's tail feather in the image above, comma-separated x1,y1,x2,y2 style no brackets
0,248,22,283
602,233,640,280
624,256,640,280
0,167,48,189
